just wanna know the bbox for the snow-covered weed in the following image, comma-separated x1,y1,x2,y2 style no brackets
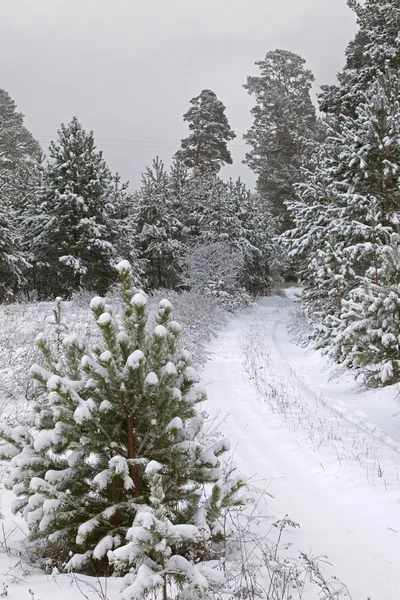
0,288,226,428
218,489,353,600
147,289,226,367
242,321,399,490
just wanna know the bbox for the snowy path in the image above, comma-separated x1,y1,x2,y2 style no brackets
201,293,400,600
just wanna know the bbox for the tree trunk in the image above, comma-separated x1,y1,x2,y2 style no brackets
126,414,142,496
194,140,201,169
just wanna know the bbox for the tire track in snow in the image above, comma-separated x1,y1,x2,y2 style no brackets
201,297,400,600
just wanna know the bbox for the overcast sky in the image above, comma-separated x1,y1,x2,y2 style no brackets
0,0,357,190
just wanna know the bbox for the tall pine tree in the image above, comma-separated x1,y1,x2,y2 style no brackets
244,50,322,230
175,89,236,174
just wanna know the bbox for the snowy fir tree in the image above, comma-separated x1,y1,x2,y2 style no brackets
135,157,185,290
244,49,322,230
30,117,120,299
0,87,40,170
0,87,42,300
238,190,282,295
330,239,400,387
191,175,242,244
319,0,400,118
175,89,236,174
285,70,400,384
0,261,247,595
183,240,245,306
177,172,280,296
282,139,354,331
0,191,29,302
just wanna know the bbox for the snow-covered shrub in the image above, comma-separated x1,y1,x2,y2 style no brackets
0,261,247,594
183,241,252,312
147,289,226,368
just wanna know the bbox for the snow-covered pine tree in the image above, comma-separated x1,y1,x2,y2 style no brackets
0,88,41,170
0,190,28,302
175,89,236,174
282,138,354,335
244,49,322,230
169,157,190,196
198,176,242,244
330,239,400,387
0,261,246,593
325,71,400,384
319,0,400,118
179,173,280,297
286,70,400,381
135,157,184,290
110,172,145,287
183,240,245,306
179,172,242,245
228,179,282,295
30,117,119,298
0,88,42,299
0,152,46,297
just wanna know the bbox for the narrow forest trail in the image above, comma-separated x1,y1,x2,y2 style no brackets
201,292,400,600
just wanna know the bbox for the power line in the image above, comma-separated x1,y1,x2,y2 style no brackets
35,135,248,150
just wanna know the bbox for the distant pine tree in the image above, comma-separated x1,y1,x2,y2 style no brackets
244,49,322,230
0,193,28,302
0,88,40,170
135,157,185,289
0,88,41,299
175,89,236,173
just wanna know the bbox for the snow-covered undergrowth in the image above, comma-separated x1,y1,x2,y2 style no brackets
0,289,225,425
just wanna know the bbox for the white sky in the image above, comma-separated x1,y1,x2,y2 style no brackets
0,0,357,190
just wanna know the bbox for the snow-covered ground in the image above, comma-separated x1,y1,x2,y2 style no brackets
1,291,400,598
202,291,400,600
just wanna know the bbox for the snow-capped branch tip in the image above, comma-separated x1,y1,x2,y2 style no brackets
131,292,147,308
116,260,132,275
145,460,162,475
159,298,173,311
90,296,105,311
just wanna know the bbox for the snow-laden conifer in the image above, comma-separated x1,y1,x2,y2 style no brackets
0,88,41,169
0,193,28,302
244,49,322,229
0,261,246,591
319,0,400,117
285,70,400,384
31,117,119,298
135,157,185,289
175,89,236,174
